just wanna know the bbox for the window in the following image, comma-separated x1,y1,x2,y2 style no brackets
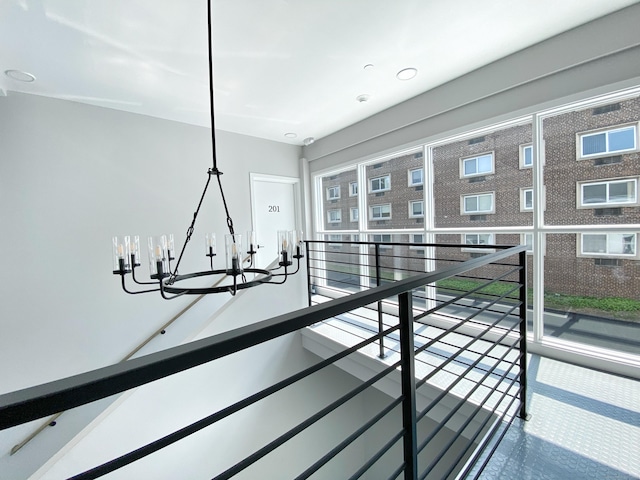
578,124,637,158
462,233,494,251
580,233,637,257
521,233,533,253
350,207,359,222
461,153,494,177
370,204,391,220
327,209,341,223
409,200,424,218
462,193,494,214
410,234,425,250
521,188,533,211
326,185,340,200
327,234,343,247
578,178,638,207
370,175,391,192
408,168,424,186
371,234,392,244
349,182,358,196
520,144,533,168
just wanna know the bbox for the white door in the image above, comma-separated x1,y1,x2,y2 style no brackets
250,174,300,269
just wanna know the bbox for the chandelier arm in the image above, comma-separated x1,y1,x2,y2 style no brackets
121,276,161,295
159,280,190,300
131,266,157,286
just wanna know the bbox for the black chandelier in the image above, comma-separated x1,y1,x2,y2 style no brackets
112,0,303,298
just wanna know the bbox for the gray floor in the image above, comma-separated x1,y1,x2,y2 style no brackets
472,355,640,479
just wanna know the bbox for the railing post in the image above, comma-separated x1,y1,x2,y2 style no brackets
375,243,385,358
398,291,418,479
518,250,529,420
305,240,312,307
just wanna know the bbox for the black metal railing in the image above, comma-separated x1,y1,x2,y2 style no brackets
0,241,527,480
306,239,529,478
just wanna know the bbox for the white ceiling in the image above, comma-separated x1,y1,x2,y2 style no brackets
1,0,638,145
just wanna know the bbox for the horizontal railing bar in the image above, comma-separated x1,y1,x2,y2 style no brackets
347,429,405,480
214,360,402,480
308,240,514,250
418,357,522,478
294,396,403,480
415,328,520,424
2,244,525,430
67,325,400,480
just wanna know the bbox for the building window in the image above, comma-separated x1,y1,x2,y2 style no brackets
578,124,637,158
520,188,533,211
410,234,425,250
370,204,392,220
327,209,341,223
326,185,340,200
521,233,533,253
461,153,494,178
409,200,424,218
327,234,343,247
462,233,494,251
462,192,494,214
520,144,533,168
350,207,359,222
578,178,638,207
408,168,424,186
370,175,391,192
371,234,392,248
580,233,637,257
349,182,358,196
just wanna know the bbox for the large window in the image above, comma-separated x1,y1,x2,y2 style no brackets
462,193,494,214
578,124,637,158
370,204,391,220
370,175,391,192
580,233,637,257
461,153,494,177
578,178,638,207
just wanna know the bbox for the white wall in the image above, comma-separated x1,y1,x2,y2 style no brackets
0,92,303,477
305,4,640,170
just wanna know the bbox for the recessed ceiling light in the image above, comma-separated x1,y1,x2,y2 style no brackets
5,69,36,82
363,64,374,71
356,94,371,103
396,68,418,81
284,132,297,139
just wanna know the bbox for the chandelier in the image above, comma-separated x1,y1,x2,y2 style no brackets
111,0,303,298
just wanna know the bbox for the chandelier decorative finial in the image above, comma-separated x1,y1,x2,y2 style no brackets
112,0,303,298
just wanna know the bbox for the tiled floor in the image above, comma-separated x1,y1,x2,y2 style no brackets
473,355,640,479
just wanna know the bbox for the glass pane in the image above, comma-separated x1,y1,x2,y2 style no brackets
524,146,532,166
582,132,606,155
433,122,532,227
583,234,607,253
464,159,477,175
609,181,633,203
365,151,424,230
322,233,363,293
608,127,635,152
582,183,607,204
544,233,639,355
319,168,357,231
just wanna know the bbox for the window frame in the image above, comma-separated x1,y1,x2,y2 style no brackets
408,168,424,186
461,192,495,214
578,232,639,259
369,175,391,193
577,177,639,208
350,207,359,222
576,123,639,159
349,182,358,197
408,200,424,218
326,185,340,200
369,203,392,220
520,187,533,211
460,152,494,178
461,233,495,252
519,144,533,169
326,209,342,224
